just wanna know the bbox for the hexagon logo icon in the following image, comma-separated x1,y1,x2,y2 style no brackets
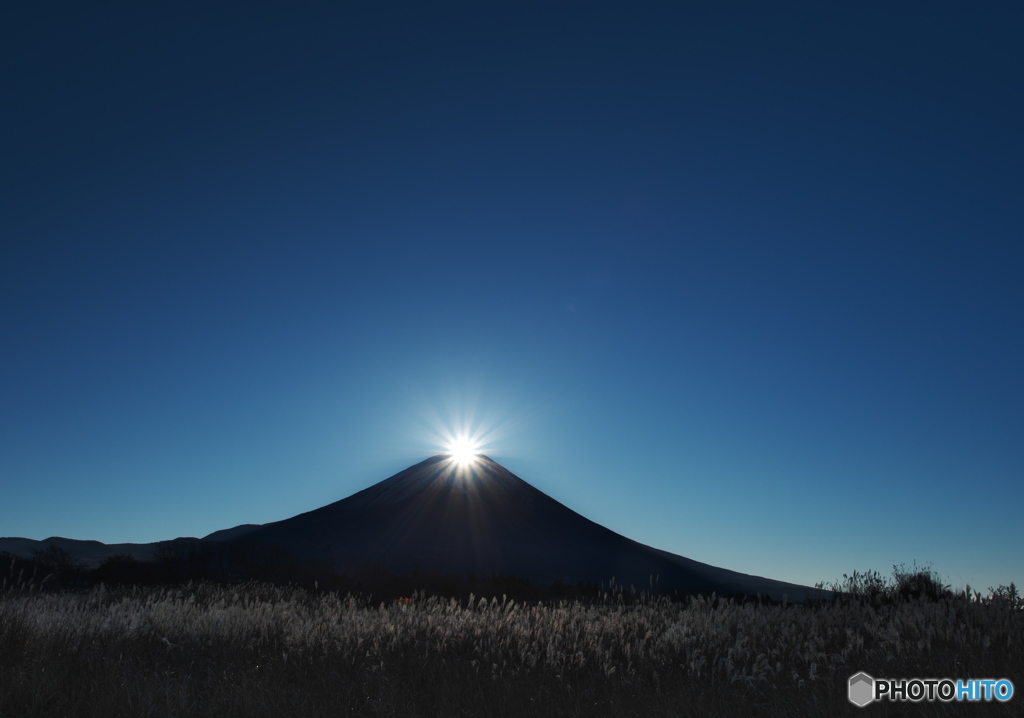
849,672,874,707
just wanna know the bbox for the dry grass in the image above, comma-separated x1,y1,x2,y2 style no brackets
1,582,1021,717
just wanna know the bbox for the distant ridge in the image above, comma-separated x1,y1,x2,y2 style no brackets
202,524,263,542
0,536,159,566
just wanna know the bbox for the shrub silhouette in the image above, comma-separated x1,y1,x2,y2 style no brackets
818,561,954,605
30,546,82,583
94,554,160,585
892,561,952,601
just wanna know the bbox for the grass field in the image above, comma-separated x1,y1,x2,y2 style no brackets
1,580,1021,717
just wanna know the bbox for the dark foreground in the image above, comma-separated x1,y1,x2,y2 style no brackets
1,582,1021,717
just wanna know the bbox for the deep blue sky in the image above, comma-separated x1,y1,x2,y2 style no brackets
3,2,1021,593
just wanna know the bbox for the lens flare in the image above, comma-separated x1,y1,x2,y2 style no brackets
447,437,479,466
412,386,531,469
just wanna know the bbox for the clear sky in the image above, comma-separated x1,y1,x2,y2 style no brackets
3,2,1021,594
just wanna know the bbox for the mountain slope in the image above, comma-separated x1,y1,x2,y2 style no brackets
224,454,812,600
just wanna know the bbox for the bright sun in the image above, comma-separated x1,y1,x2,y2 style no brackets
448,438,479,466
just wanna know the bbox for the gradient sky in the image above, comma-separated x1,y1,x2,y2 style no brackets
3,2,1021,594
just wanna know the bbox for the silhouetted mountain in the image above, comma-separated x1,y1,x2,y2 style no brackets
1,455,814,599
216,454,812,600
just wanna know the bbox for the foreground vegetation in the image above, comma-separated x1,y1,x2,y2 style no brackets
1,574,1021,718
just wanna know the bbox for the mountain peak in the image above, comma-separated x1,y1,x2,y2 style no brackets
337,453,512,510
